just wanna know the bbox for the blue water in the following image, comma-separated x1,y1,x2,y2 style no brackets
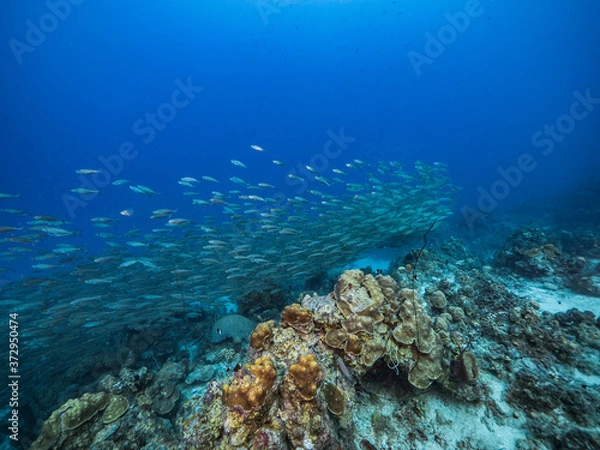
1,2,600,448
2,1,599,244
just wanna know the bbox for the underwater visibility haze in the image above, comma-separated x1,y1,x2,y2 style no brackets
1,1,600,449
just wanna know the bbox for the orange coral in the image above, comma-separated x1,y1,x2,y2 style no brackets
222,356,277,410
288,354,321,400
249,321,273,351
281,303,313,333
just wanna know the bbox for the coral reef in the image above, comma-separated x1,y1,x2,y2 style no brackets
181,270,479,449
26,236,600,450
493,227,561,277
494,226,600,295
30,361,181,449
30,392,120,450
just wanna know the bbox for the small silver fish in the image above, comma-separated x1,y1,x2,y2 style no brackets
71,188,99,195
111,179,131,186
0,193,20,200
231,160,247,168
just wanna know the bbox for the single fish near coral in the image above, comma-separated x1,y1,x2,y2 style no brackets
75,169,101,175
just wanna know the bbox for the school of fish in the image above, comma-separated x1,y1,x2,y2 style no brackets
0,152,457,378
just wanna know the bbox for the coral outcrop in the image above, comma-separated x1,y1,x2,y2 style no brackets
30,392,128,450
181,270,479,449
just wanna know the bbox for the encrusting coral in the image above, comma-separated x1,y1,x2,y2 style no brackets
181,270,480,449
30,392,130,450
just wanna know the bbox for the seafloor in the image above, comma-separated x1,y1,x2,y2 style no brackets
8,195,600,450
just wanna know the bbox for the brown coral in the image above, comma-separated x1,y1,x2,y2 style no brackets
345,334,363,355
451,351,479,383
430,290,447,309
322,382,345,416
407,334,444,389
281,303,313,333
324,328,348,349
288,354,321,400
393,288,437,354
359,336,387,368
250,321,273,351
222,356,277,411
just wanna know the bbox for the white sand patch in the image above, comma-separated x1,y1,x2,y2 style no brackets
505,281,600,316
342,247,401,273
353,373,526,450
428,376,526,450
